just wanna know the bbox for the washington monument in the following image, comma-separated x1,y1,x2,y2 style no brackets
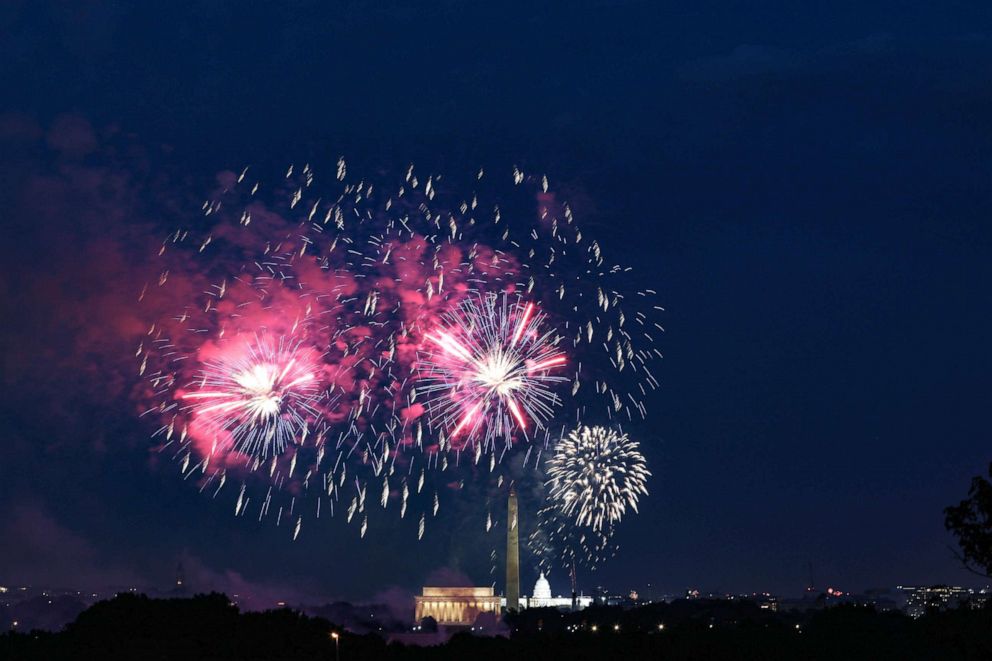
506,486,520,611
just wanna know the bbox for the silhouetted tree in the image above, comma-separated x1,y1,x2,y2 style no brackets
945,463,992,577
472,610,499,631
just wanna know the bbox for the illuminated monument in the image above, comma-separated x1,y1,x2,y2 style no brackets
414,586,501,625
532,572,552,604
506,486,520,611
414,487,590,623
526,572,593,610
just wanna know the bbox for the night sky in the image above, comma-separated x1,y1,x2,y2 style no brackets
2,1,992,604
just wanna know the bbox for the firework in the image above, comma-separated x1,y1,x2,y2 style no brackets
545,425,650,533
137,161,662,539
179,335,323,461
418,293,567,451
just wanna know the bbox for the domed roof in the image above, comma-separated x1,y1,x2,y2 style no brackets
533,572,552,600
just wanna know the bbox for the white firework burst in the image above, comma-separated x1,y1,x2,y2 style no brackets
546,425,650,532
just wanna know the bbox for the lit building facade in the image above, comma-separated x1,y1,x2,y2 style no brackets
498,573,593,610
530,572,553,605
414,587,501,626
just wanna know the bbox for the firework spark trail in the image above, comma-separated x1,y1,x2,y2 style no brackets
529,503,620,570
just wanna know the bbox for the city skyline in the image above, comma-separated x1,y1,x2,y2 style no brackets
5,569,991,634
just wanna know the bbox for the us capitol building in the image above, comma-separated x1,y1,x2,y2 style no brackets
524,571,593,610
414,488,593,626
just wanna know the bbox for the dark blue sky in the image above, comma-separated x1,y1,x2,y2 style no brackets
2,1,992,602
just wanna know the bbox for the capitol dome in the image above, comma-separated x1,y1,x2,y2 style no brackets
533,572,552,602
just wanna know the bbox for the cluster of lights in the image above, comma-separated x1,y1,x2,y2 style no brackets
558,622,667,634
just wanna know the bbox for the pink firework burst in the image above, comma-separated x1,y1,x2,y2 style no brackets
180,335,324,461
418,292,567,452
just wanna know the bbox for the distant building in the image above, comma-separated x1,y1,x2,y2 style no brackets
588,586,631,607
753,593,779,612
414,587,501,626
531,572,552,604
517,573,592,610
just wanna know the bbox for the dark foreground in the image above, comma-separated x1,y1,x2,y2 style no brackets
3,593,992,660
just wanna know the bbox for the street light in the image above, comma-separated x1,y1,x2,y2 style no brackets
330,631,340,661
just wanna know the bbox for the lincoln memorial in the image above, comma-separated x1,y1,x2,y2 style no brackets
414,587,502,626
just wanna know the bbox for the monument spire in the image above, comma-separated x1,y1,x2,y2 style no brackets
506,485,520,611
